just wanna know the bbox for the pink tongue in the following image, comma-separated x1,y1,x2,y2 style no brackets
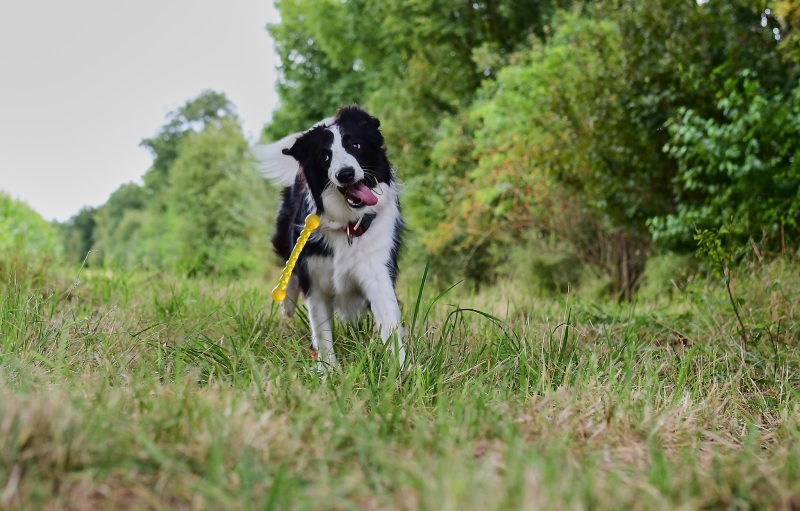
347,182,378,206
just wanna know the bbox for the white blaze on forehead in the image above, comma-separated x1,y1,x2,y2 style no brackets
328,124,363,184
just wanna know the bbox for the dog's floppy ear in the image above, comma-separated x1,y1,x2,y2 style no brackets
281,144,298,160
360,115,380,129
354,109,380,129
281,126,325,162
253,117,333,186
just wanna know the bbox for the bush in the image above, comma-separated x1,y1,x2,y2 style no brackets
651,71,800,251
637,252,696,301
499,241,583,294
412,12,643,291
0,192,63,279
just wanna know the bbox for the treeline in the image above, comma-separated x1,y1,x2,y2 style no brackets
265,0,800,295
60,92,277,275
60,0,800,296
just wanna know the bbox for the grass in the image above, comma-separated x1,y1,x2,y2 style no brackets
1,257,800,510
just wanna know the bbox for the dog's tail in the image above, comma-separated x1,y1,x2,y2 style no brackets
253,116,336,187
253,132,302,187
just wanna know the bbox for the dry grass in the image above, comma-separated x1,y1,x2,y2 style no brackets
1,258,800,509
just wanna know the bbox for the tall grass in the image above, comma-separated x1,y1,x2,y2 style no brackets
1,258,800,509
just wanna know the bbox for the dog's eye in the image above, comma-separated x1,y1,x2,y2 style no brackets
351,142,361,151
321,153,330,162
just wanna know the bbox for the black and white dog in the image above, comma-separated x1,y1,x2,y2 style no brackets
255,105,405,370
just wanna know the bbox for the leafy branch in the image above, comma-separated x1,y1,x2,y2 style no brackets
694,220,748,344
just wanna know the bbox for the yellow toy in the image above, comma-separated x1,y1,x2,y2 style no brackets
271,214,321,302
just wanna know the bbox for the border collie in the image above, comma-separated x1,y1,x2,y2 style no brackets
255,105,405,370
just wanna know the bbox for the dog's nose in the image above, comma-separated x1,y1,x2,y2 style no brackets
336,167,355,184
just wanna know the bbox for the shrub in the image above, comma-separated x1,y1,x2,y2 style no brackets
651,71,800,251
0,192,63,280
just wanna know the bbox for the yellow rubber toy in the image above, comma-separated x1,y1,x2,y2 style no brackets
271,214,321,302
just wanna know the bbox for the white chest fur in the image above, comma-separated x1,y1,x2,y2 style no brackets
302,185,405,369
306,198,398,306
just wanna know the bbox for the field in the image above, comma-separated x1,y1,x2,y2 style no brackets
2,259,800,510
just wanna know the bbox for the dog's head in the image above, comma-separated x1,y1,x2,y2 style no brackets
282,105,393,218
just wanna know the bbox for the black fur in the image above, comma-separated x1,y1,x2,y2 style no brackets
280,127,333,213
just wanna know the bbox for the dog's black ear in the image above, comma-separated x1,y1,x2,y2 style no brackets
280,143,300,162
359,115,380,129
281,128,320,162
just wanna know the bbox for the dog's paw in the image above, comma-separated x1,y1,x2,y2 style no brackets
311,360,340,375
281,299,296,318
313,360,328,375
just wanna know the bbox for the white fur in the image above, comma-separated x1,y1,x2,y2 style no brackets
328,125,365,187
305,256,338,369
307,182,405,370
253,131,301,187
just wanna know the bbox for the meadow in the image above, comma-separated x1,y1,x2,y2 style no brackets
3,1,799,509
2,254,800,510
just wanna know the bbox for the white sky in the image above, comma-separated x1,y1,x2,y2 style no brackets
0,0,280,221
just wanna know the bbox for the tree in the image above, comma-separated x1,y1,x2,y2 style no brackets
66,90,277,276
775,0,800,62
409,0,794,292
265,0,571,175
91,182,147,267
417,12,634,286
60,206,97,265
141,90,239,194
166,119,273,274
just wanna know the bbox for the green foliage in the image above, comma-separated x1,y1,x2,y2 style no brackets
91,182,147,267
259,0,798,293
637,252,696,301
417,12,622,247
652,71,800,248
133,97,276,275
0,192,62,278
410,11,652,291
59,206,97,265
141,90,238,194
166,120,273,275
694,223,745,282
53,0,800,291
397,0,794,291
775,0,800,63
266,0,568,174
60,91,278,276
264,0,373,140
693,221,751,342
499,241,583,294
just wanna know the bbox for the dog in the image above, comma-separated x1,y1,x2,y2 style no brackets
254,105,405,370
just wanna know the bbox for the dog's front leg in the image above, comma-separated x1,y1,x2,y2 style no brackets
306,291,337,370
361,276,406,367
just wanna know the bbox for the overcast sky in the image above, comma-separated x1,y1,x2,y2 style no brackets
0,0,280,221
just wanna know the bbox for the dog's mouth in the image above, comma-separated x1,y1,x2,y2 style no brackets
339,181,378,208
